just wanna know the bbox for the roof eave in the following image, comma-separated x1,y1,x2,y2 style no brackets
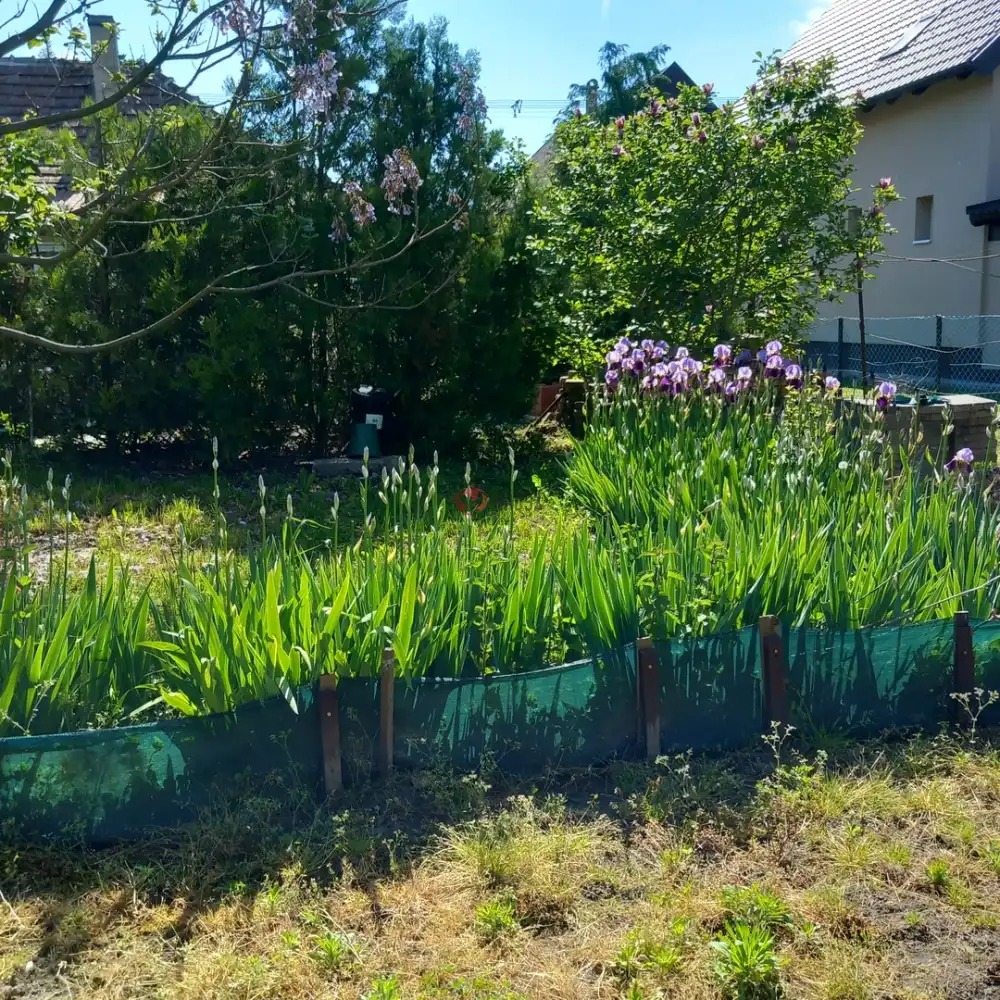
966,199,1000,227
860,61,985,110
972,30,1000,73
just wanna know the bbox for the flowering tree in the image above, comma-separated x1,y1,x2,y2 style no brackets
559,41,672,123
0,0,481,354
531,54,898,369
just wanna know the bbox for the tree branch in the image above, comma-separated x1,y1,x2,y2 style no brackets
0,0,72,59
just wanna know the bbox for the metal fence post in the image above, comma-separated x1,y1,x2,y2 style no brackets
837,317,845,380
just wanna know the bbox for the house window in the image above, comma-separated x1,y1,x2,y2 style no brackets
914,196,933,243
847,207,862,236
989,221,1000,243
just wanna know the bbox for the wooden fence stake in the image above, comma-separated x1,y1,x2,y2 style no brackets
952,610,975,728
759,616,789,729
637,637,661,762
378,648,396,775
318,674,342,796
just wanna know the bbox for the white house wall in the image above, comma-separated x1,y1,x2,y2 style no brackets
814,74,995,351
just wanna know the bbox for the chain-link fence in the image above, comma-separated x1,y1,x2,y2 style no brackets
804,316,1000,396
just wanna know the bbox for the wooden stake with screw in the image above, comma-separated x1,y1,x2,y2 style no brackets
379,648,396,774
952,610,975,727
318,673,342,796
637,637,661,762
759,616,789,728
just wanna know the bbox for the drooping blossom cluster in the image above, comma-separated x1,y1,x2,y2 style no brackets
290,49,341,114
281,0,317,44
212,0,261,40
456,62,488,139
381,149,423,216
343,180,375,227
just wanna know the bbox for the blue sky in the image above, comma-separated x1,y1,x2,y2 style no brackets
402,0,832,154
24,0,831,154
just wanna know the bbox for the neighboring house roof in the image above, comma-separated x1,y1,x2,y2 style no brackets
530,60,705,173
0,55,192,207
783,0,1000,106
0,55,192,123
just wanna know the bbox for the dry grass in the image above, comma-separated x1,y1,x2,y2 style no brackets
3,733,1000,1000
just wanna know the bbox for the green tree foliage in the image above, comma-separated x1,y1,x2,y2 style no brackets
561,42,673,123
532,54,898,369
5,12,547,454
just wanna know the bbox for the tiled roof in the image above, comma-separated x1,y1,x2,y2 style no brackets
783,0,1000,104
0,56,193,206
0,55,192,124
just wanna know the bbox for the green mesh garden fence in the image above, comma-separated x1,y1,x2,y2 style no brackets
0,621,992,844
785,621,954,735
0,649,637,844
971,621,1000,729
655,628,761,751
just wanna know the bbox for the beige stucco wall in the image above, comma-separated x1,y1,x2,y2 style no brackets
816,72,1000,350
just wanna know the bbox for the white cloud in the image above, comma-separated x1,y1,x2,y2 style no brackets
601,0,611,17
790,0,831,36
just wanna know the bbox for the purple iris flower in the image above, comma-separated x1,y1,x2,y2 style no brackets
946,448,975,472
640,375,654,392
652,362,669,379
681,356,701,373
621,355,635,373
605,368,620,389
784,363,803,389
764,355,784,377
675,346,690,360
606,350,622,368
650,344,666,361
631,348,647,372
757,349,769,363
725,382,739,401
665,360,684,378
655,339,669,354
737,366,753,382
708,368,726,388
616,337,633,353
766,340,783,357
713,344,732,366
640,338,655,353
734,349,753,366
825,376,841,391
875,380,897,410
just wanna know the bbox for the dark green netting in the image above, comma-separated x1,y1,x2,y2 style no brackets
969,621,1000,728
337,648,638,780
5,618,994,844
785,622,952,734
0,688,321,843
0,651,638,844
656,628,761,750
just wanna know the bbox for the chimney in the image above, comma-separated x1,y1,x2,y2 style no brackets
87,14,120,103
